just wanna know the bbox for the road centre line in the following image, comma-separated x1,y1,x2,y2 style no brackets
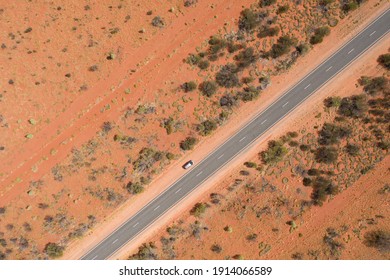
370,30,376,36
348,48,354,54
217,154,224,159
175,188,182,194
326,66,333,72
196,171,203,177
239,136,246,142
304,84,311,89
282,102,289,107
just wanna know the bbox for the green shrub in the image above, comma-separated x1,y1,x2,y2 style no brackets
190,203,207,217
238,9,260,32
198,60,210,70
244,161,257,168
315,146,338,164
238,86,260,102
180,137,197,150
346,144,360,156
151,16,165,28
44,243,64,258
364,230,390,252
360,76,388,95
133,148,163,172
260,0,277,7
310,26,330,45
342,2,359,13
303,177,312,186
296,42,310,56
311,176,338,206
377,54,390,70
318,123,352,145
261,140,288,164
215,63,240,88
126,181,144,195
277,5,289,14
257,26,280,38
199,81,218,97
197,119,218,136
182,81,197,92
186,53,201,65
234,47,258,68
267,35,297,58
324,96,342,108
338,95,368,118
129,242,158,260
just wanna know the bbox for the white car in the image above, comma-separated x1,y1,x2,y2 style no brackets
182,160,194,169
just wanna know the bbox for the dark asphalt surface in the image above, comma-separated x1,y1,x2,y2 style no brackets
81,9,390,260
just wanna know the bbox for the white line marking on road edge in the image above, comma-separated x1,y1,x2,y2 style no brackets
112,239,118,244
370,30,376,36
325,66,333,72
196,171,203,177
175,188,182,194
261,119,267,125
239,136,246,142
154,205,160,211
217,154,224,159
282,102,289,108
92,255,98,260
304,84,311,89
348,48,354,54
133,222,139,228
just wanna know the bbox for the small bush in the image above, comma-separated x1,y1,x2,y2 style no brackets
211,244,222,253
303,177,312,186
267,35,298,58
377,54,390,70
125,181,144,195
244,161,257,168
261,140,288,164
346,144,360,156
277,5,289,14
186,53,201,65
300,144,309,151
198,60,210,70
257,26,280,38
234,47,258,68
310,26,330,45
88,65,98,72
364,230,390,252
184,0,198,7
311,176,338,206
360,76,388,95
129,242,158,260
182,81,197,92
338,95,368,118
238,9,260,32
197,119,218,136
296,43,310,56
199,81,218,97
190,203,207,217
151,16,165,28
260,0,277,7
215,63,240,88
180,137,197,150
44,243,64,258
342,1,359,13
318,123,351,145
237,86,260,102
315,146,338,164
324,96,342,108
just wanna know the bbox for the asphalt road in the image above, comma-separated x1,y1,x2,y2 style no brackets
81,9,390,260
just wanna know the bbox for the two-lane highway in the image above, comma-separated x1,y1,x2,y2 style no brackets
82,9,390,260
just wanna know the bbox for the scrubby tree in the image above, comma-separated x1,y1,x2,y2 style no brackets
318,123,351,145
261,140,288,164
267,36,298,59
260,0,277,7
377,54,390,70
315,146,338,164
364,230,390,252
44,242,64,258
238,9,260,32
182,81,197,92
310,26,331,45
199,81,218,97
190,203,207,217
125,181,144,195
180,137,197,150
257,26,280,38
197,119,218,136
338,95,368,118
215,63,240,88
129,242,158,260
